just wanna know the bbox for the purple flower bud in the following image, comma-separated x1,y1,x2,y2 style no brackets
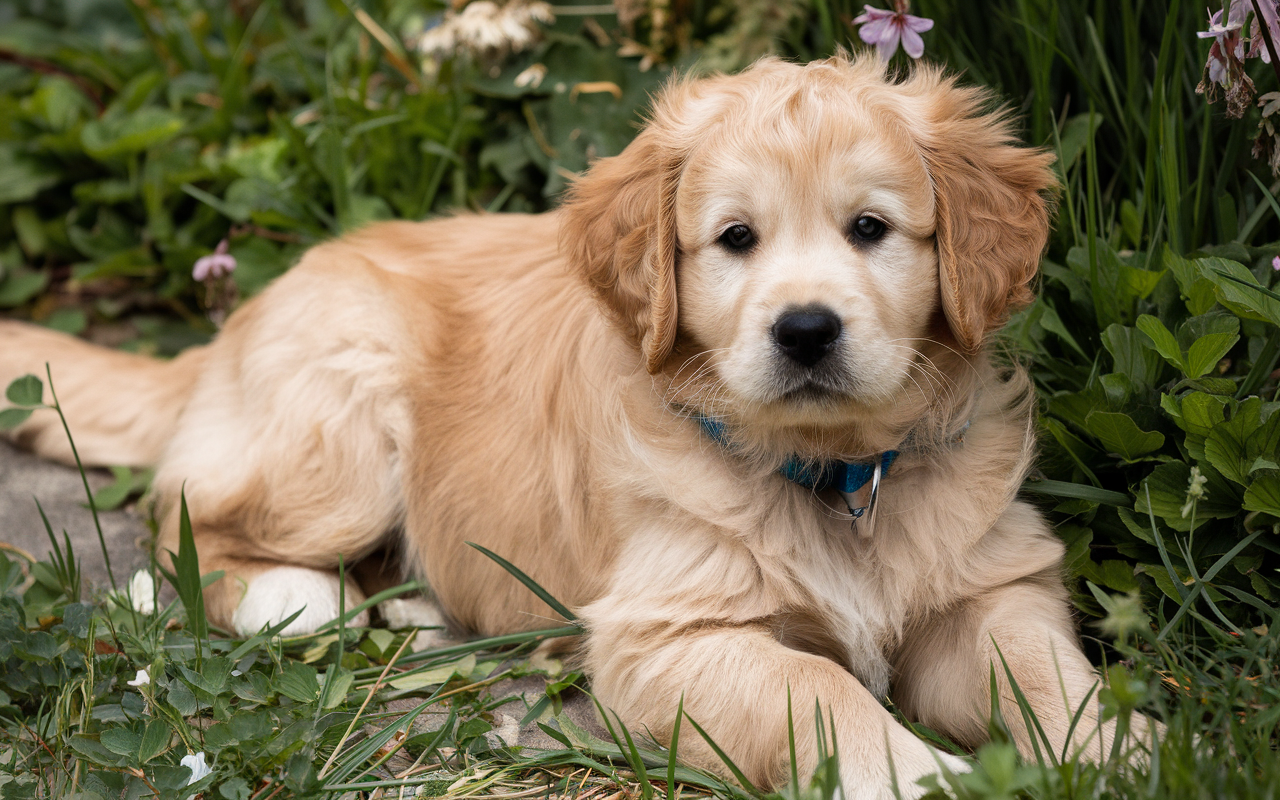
193,239,237,281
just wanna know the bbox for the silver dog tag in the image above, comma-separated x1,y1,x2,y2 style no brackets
862,460,882,538
839,461,883,538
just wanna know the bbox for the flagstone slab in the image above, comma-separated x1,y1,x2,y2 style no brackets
0,439,150,593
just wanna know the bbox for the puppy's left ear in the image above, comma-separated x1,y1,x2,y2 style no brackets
908,72,1058,354
560,93,687,374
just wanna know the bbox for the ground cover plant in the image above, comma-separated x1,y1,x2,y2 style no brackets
1,0,1279,797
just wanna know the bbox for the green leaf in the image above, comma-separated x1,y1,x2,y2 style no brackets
1136,461,1240,531
0,407,33,430
138,720,171,764
91,466,137,511
1244,470,1280,516
275,661,320,703
1091,559,1140,592
179,656,232,695
44,308,87,335
0,144,59,204
1176,392,1228,437
1135,314,1184,371
361,628,395,658
319,666,353,710
1200,258,1280,326
68,735,125,766
81,108,185,161
1057,112,1104,174
1119,261,1165,304
388,653,475,692
1040,417,1102,486
1084,411,1166,460
1102,324,1165,388
1163,248,1218,314
1119,200,1144,249
13,630,59,661
1146,563,1190,603
0,267,49,308
1037,304,1088,358
99,728,141,758
1186,332,1239,379
61,602,92,638
13,206,47,258
167,681,198,716
1204,403,1259,486
6,373,43,404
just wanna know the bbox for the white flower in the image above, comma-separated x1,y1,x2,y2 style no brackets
127,570,157,614
231,670,242,677
127,669,150,687
180,752,212,784
1180,466,1209,518
514,62,547,89
417,0,554,60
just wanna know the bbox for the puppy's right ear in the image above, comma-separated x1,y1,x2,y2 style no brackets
561,110,684,374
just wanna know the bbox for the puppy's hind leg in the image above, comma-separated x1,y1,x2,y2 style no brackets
152,260,416,637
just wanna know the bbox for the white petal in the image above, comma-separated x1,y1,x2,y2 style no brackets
128,571,157,615
126,669,150,687
180,752,212,784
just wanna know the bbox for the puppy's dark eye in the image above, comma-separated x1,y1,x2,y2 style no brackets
719,224,755,251
850,215,887,243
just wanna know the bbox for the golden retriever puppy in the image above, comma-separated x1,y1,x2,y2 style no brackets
1,54,1147,798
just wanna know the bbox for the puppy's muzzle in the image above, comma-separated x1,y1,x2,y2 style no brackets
772,306,842,367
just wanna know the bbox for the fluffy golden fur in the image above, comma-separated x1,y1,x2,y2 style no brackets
1,55,1148,798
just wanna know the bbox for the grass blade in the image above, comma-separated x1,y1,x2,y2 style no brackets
680,710,757,794
1022,479,1131,506
991,638,1057,767
43,365,118,594
166,488,208,651
670,692,685,797
465,541,577,622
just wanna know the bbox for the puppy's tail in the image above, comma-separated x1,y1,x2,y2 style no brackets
0,320,207,468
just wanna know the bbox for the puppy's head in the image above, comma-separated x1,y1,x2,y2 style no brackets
562,55,1055,439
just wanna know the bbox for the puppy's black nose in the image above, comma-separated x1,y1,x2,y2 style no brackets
772,307,842,367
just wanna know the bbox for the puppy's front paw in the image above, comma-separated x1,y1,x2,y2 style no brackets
232,566,369,637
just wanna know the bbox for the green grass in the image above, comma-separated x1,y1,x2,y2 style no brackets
1,0,1280,797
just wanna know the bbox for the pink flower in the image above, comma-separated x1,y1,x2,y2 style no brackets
1241,0,1280,62
1198,4,1255,116
1272,255,1280,271
193,239,236,281
853,2,933,61
1199,4,1246,68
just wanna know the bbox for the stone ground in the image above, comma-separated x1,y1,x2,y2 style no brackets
0,439,150,590
0,438,604,752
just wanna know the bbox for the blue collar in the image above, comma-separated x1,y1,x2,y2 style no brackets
695,415,899,495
